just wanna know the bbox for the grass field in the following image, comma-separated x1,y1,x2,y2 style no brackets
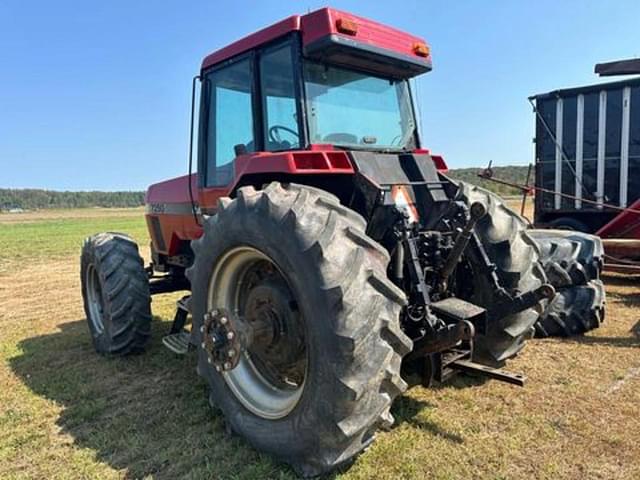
1,206,639,479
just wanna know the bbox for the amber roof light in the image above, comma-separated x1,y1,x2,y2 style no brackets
336,18,358,35
413,42,430,57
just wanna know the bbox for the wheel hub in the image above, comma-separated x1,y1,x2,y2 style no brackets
206,246,308,419
201,308,243,372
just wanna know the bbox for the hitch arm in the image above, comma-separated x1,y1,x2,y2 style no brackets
407,320,475,361
450,359,526,386
488,284,556,320
438,202,486,291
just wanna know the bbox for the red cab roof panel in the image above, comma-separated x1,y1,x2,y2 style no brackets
201,7,431,75
201,15,301,69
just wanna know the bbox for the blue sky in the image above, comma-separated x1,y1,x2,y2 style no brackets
1,0,639,190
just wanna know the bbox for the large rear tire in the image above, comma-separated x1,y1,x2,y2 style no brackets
457,182,547,366
186,183,412,477
80,232,152,355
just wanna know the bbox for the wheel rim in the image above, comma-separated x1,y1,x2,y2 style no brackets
207,246,307,419
86,264,105,334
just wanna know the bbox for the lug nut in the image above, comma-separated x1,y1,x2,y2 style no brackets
219,316,228,325
226,331,235,340
215,365,222,372
224,362,231,370
207,357,212,364
201,342,206,349
200,325,205,333
228,349,235,357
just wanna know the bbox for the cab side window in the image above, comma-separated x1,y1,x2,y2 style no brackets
204,58,255,187
260,44,300,150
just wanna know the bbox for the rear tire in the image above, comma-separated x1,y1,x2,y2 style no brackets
457,182,547,366
80,233,151,355
187,183,412,477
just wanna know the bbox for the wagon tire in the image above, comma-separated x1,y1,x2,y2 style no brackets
528,229,604,284
528,229,606,337
534,280,605,337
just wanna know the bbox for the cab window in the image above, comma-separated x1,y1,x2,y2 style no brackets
203,57,255,187
260,43,300,150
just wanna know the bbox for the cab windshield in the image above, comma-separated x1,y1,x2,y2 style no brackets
303,61,416,150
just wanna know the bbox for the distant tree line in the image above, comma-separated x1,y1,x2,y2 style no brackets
0,165,533,210
0,189,145,210
445,165,533,196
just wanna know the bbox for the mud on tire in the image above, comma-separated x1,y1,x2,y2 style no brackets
457,182,547,366
186,182,412,477
80,232,152,355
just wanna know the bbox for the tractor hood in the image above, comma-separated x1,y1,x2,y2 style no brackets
145,174,197,214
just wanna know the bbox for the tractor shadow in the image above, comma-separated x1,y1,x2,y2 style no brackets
10,317,469,478
391,395,464,444
9,317,298,479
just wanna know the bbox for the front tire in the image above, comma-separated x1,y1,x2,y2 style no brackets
186,183,412,477
80,233,151,355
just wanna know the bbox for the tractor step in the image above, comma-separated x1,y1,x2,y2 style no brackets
162,331,192,355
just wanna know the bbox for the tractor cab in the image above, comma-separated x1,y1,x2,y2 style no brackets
146,8,434,260
196,7,431,196
199,9,430,160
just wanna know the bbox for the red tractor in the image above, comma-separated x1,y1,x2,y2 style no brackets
79,8,602,476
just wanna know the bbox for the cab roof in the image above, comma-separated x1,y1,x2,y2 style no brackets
201,7,432,77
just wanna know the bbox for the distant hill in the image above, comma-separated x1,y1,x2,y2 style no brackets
0,165,532,210
446,165,532,196
0,189,145,210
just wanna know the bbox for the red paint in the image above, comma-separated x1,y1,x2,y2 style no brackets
596,197,640,238
145,174,197,204
300,8,430,63
145,213,203,256
430,154,448,172
202,15,300,70
201,7,431,71
415,149,447,172
197,149,354,214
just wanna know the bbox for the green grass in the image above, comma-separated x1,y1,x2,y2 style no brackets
1,208,639,479
0,214,148,269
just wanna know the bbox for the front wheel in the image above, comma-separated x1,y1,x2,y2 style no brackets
186,183,411,477
80,232,151,355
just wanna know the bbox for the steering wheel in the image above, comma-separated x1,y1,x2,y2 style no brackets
268,125,299,144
